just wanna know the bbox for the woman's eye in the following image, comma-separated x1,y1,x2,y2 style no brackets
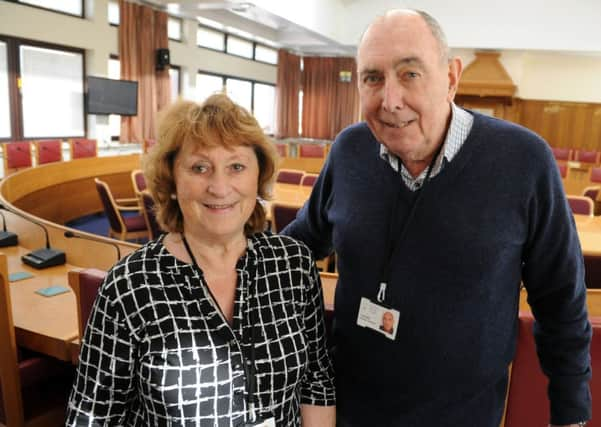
192,164,208,173
230,163,246,172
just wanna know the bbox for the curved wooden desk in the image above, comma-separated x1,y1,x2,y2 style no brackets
0,155,142,270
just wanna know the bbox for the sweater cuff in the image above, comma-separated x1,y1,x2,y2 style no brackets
549,374,591,425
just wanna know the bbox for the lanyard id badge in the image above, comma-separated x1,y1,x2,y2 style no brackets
357,283,399,340
244,417,276,427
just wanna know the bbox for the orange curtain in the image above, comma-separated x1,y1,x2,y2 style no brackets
119,0,170,144
331,57,360,138
274,50,301,138
301,57,359,139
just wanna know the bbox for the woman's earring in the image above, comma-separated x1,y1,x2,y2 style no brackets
170,193,177,200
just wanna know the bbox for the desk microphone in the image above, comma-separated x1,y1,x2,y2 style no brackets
64,230,121,263
0,203,66,269
0,209,18,247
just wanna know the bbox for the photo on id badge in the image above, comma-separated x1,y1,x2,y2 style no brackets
357,297,399,340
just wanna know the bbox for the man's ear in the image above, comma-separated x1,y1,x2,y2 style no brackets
447,57,463,101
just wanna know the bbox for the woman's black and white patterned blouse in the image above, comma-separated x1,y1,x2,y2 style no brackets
66,232,335,426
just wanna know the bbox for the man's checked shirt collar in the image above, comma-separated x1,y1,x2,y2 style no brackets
379,103,474,191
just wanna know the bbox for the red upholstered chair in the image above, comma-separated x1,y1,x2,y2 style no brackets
271,202,332,271
131,169,147,194
69,138,97,159
138,190,164,240
574,149,600,165
590,167,601,184
504,312,601,427
584,255,601,289
34,139,63,165
567,195,594,216
94,178,148,241
276,169,304,184
275,143,289,158
0,254,73,427
298,144,326,158
2,141,32,175
551,146,572,162
67,268,107,339
300,173,319,187
557,162,568,178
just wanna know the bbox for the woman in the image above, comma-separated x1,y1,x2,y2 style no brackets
66,94,335,426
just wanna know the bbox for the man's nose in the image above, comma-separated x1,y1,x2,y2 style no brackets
381,79,404,112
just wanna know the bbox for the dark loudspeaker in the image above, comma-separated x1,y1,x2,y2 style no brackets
156,48,170,71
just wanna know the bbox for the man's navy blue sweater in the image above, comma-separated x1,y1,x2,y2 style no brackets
283,112,591,426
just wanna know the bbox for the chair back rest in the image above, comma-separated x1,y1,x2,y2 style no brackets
34,139,63,165
276,169,304,184
591,167,601,184
3,141,33,173
583,186,600,202
139,191,163,240
584,255,601,289
504,313,601,427
300,173,318,187
568,195,594,216
275,143,288,158
557,162,568,178
94,178,124,233
0,253,26,426
68,268,107,338
69,138,97,159
551,146,572,161
131,169,147,193
298,144,325,158
575,149,599,164
271,203,299,232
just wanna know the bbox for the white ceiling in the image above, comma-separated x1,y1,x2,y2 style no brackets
140,0,601,57
141,0,355,56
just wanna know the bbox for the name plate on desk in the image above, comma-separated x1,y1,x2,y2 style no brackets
568,161,582,169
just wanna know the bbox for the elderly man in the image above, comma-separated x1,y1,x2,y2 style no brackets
283,9,591,427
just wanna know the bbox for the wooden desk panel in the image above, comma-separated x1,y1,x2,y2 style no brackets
2,246,78,362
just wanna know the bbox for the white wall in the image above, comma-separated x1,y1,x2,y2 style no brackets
0,0,277,142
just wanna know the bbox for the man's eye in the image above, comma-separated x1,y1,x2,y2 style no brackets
405,71,420,79
363,75,382,84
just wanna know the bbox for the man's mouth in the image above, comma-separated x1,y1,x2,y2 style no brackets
381,119,415,128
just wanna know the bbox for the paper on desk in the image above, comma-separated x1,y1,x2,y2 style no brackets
9,271,34,282
35,285,70,297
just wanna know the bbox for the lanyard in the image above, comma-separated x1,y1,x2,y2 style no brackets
377,143,445,303
181,235,260,423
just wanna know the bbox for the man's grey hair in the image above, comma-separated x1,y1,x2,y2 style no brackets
358,9,450,63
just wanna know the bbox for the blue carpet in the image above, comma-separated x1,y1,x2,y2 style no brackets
65,211,147,244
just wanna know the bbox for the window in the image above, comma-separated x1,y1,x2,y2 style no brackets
253,83,275,134
196,73,223,102
0,41,10,139
108,0,119,25
108,57,121,138
168,17,182,41
226,36,253,59
169,66,180,102
197,26,225,51
17,0,83,16
255,45,278,65
197,72,274,133
20,44,84,138
225,78,252,112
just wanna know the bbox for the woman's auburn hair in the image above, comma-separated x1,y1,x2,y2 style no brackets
143,93,278,235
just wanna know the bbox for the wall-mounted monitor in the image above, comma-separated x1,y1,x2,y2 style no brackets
86,76,138,116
